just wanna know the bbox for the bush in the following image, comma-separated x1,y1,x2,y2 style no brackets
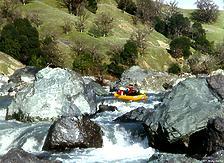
168,63,181,74
169,36,191,59
191,0,219,23
0,18,45,67
73,51,95,74
120,40,138,66
86,0,97,14
107,62,125,78
117,0,137,15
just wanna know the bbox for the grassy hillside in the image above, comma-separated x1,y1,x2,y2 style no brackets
12,0,174,71
183,9,224,44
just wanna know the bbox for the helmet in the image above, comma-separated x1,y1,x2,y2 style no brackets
119,87,126,90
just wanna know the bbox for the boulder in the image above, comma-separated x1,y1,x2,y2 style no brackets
97,104,117,113
148,153,201,163
0,52,24,76
0,148,60,163
142,78,223,153
187,117,224,158
207,74,224,99
42,116,103,151
114,107,155,123
119,66,186,92
6,67,97,122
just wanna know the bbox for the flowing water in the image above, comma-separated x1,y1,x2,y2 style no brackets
0,93,160,163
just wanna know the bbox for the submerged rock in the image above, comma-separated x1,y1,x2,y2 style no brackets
42,116,103,151
0,148,60,163
6,67,97,122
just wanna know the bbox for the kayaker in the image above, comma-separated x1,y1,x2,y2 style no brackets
117,87,126,95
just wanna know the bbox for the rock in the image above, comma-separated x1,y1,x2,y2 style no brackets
114,107,155,123
0,52,24,76
0,74,9,96
121,66,150,84
148,152,201,163
0,148,60,163
188,117,224,158
120,66,186,92
207,74,224,99
6,67,97,122
143,78,223,153
97,104,117,113
206,117,224,155
210,69,224,76
203,150,224,163
42,116,103,151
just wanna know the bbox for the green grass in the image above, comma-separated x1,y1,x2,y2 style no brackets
1,0,174,71
182,9,224,44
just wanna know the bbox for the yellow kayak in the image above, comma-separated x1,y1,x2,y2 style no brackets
114,92,148,101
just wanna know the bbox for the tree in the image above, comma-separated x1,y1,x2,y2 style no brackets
26,10,43,27
120,40,138,66
0,0,19,20
136,0,163,23
191,0,219,23
75,11,89,32
20,0,30,5
58,0,97,15
117,0,137,15
62,19,73,34
86,0,97,14
0,18,44,66
167,13,191,38
41,35,63,67
58,0,84,15
92,12,114,37
131,28,152,55
190,22,206,40
163,0,179,19
169,36,191,59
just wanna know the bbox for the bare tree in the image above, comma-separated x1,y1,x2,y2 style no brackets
136,0,164,23
131,27,152,55
20,0,30,5
75,11,89,32
163,0,179,19
58,0,85,15
26,10,43,27
0,0,19,20
191,0,219,23
94,12,114,37
62,19,73,34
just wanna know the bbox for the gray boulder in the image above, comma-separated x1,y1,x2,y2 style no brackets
6,67,97,122
0,148,60,163
207,74,224,99
187,117,224,158
120,66,183,92
143,78,223,153
42,116,103,150
148,153,201,163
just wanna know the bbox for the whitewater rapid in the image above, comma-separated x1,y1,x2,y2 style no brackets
0,94,160,162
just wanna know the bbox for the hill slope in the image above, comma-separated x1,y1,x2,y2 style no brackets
15,0,174,71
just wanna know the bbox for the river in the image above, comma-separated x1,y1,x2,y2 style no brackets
0,93,160,162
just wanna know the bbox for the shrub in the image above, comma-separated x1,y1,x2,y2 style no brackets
120,40,138,66
168,63,181,74
169,36,191,59
86,0,97,14
117,0,137,15
0,18,45,66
